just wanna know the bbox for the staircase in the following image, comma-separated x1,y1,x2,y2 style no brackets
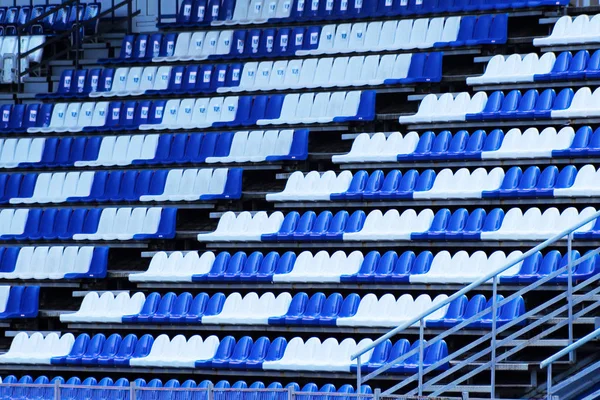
353,212,600,399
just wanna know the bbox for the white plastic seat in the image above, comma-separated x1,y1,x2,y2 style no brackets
559,14,589,45
302,92,330,124
215,30,234,56
198,97,224,127
228,0,250,24
67,102,95,133
345,23,367,53
274,0,292,19
300,24,335,56
291,58,317,90
373,21,398,51
250,61,273,91
180,32,206,61
286,93,314,124
576,14,600,43
399,93,438,124
507,53,539,83
258,93,299,125
309,58,334,88
358,22,382,53
466,54,504,85
439,16,461,45
74,208,117,241
98,68,129,97
533,15,572,46
52,103,81,133
37,103,67,133
404,18,429,49
274,59,301,90
322,57,349,87
164,32,192,62
326,24,352,55
533,52,557,78
145,99,181,130
388,19,413,51
420,17,444,49
481,208,526,240
198,31,220,59
118,66,143,96
564,86,600,119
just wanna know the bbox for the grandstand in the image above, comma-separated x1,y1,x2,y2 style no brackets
0,0,598,399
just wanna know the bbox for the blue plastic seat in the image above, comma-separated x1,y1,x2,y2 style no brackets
115,334,154,366
535,51,572,82
585,50,600,79
552,126,592,157
100,334,137,366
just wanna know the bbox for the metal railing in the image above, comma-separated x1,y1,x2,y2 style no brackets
351,209,600,398
541,327,600,400
0,382,444,400
14,0,139,91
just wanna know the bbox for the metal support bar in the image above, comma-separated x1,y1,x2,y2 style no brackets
567,233,574,363
418,319,424,397
491,275,498,400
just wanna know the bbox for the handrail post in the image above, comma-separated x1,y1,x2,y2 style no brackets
418,318,424,396
567,233,574,363
374,388,380,400
130,381,136,400
357,356,362,393
287,383,294,400
75,0,81,70
17,23,22,89
491,275,498,400
208,382,214,400
54,380,60,400
158,0,163,28
546,363,552,400
127,0,133,34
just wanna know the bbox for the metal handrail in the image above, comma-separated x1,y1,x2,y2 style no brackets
352,208,600,398
541,327,600,370
351,209,600,360
540,327,600,400
14,0,137,88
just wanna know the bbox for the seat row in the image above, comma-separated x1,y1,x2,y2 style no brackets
61,292,146,323
334,127,599,164
467,51,600,85
0,3,99,35
168,0,551,28
199,206,600,242
0,286,38,318
0,375,373,400
301,15,507,56
0,131,307,170
1,168,242,205
270,164,600,202
399,91,487,123
428,294,525,328
0,246,107,280
129,248,596,284
107,15,505,65
400,88,593,124
0,207,176,242
3,330,448,373
49,53,441,99
534,14,600,47
63,291,470,328
28,91,374,133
